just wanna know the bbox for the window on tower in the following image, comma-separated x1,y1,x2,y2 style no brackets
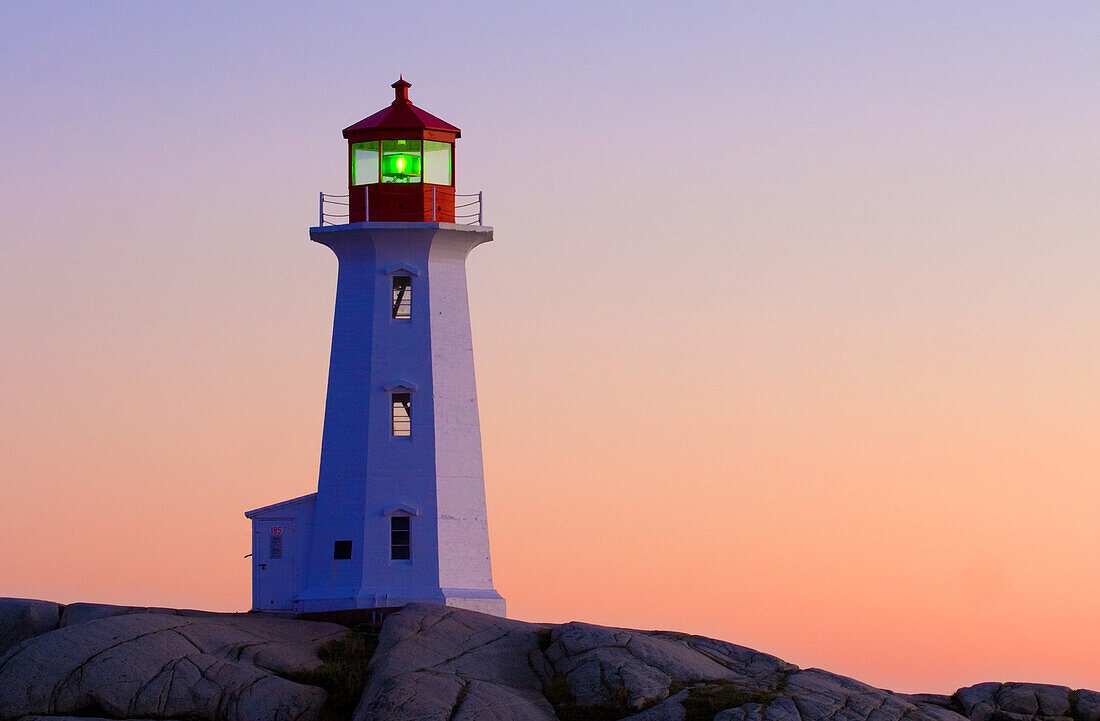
391,516,411,560
392,393,411,436
392,276,412,319
333,540,352,560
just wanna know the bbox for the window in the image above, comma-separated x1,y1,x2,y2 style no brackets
391,516,410,560
351,141,379,185
381,139,422,183
333,540,352,560
355,139,449,186
269,533,283,560
423,141,452,185
392,276,411,319
392,393,411,436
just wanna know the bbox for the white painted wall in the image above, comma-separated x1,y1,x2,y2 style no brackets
430,238,498,596
247,222,503,616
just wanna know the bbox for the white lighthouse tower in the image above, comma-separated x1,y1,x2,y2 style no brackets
245,79,505,617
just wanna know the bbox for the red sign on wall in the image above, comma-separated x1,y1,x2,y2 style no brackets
271,526,282,536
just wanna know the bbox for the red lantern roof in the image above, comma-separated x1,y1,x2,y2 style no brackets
342,78,461,140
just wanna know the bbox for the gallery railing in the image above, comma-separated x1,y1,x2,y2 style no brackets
318,190,483,226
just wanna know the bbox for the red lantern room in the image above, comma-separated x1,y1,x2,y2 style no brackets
343,78,460,223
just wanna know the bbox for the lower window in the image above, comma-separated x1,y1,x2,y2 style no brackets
391,516,410,560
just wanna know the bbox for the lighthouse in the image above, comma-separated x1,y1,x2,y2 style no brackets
245,79,505,617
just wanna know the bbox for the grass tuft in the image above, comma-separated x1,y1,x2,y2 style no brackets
280,624,379,721
681,679,780,721
542,673,637,721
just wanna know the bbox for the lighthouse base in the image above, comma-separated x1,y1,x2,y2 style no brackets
294,586,505,617
440,588,507,616
246,494,506,618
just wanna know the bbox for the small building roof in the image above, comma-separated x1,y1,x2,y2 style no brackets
245,492,317,519
343,78,461,139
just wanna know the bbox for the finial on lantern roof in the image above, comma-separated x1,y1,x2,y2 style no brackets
343,78,460,142
392,76,411,104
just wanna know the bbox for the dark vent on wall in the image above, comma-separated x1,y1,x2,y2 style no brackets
333,540,353,560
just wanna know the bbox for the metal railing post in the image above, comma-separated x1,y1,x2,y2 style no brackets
432,186,437,222
319,192,324,226
478,191,483,225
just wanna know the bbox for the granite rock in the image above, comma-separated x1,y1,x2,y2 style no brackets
1076,690,1100,721
714,698,801,721
353,603,556,721
0,598,61,656
955,682,1075,721
539,619,799,712
0,611,344,721
358,605,967,721
59,602,228,628
5,599,1100,721
17,717,173,721
622,689,691,721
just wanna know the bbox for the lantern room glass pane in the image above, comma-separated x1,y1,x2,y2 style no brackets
351,141,379,185
381,139,422,183
423,141,452,185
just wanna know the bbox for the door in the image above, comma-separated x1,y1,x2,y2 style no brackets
254,520,296,611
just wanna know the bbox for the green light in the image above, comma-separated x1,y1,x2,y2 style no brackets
382,152,421,180
380,139,422,183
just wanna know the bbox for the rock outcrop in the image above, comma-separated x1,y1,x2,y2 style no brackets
953,683,1100,721
0,598,61,656
354,602,558,721
0,599,344,721
0,597,1096,721
353,604,1099,721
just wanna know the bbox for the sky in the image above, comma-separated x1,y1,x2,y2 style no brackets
2,0,1099,695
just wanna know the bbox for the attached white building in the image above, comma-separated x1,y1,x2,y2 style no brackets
245,80,504,617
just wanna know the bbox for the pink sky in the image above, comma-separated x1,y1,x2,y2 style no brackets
1,2,1098,694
